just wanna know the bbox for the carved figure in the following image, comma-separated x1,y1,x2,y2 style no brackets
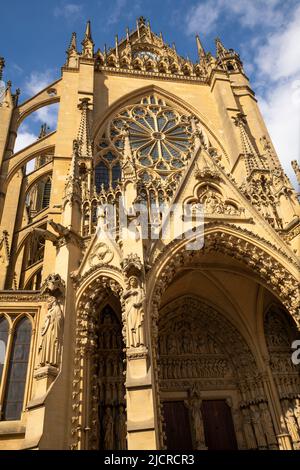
39,296,64,367
123,276,144,348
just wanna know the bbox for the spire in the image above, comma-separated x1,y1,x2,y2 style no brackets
215,37,227,58
196,35,206,60
0,57,4,81
68,32,77,52
63,139,82,206
84,20,92,41
38,123,50,139
82,20,94,58
66,32,79,68
126,27,130,42
77,98,93,158
233,113,264,176
115,35,120,62
136,19,141,39
121,125,136,182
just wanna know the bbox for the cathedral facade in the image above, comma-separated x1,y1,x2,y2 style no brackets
0,18,299,450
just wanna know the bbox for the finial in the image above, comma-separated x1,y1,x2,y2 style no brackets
160,32,163,42
291,160,300,185
115,35,120,63
38,123,50,139
126,27,130,42
138,16,146,26
196,35,205,60
215,37,227,57
84,20,92,41
0,57,4,81
68,32,77,52
172,42,177,53
82,20,94,58
136,19,141,39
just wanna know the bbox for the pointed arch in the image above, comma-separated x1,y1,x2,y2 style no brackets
148,223,300,329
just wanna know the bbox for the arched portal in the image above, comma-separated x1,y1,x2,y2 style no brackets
157,296,278,450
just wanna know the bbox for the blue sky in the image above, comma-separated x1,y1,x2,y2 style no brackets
1,0,299,186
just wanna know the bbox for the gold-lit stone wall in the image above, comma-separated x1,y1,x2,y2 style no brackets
0,18,299,450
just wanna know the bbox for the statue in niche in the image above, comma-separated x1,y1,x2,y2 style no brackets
185,393,207,450
168,334,177,355
241,408,257,450
294,399,300,430
123,276,145,348
249,405,267,449
39,296,64,367
118,405,127,450
103,407,114,450
282,400,300,448
259,402,278,449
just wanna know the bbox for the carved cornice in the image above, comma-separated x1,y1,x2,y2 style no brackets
96,66,208,84
0,291,48,303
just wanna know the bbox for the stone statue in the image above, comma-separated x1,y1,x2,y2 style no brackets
282,399,300,448
123,276,144,348
241,407,257,450
250,404,267,449
103,407,114,450
119,405,127,450
259,402,278,449
39,296,64,367
185,392,207,450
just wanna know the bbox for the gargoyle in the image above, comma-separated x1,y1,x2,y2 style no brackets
49,220,70,237
31,227,59,245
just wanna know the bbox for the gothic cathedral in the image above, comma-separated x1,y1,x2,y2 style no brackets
0,18,299,451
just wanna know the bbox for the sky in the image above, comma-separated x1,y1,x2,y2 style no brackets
0,0,299,187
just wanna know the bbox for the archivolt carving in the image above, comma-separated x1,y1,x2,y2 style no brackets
70,274,123,450
150,226,300,328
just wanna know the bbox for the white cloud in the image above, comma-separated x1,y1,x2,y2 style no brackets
14,126,37,153
185,0,285,36
34,104,59,128
185,1,221,36
24,70,56,96
22,70,59,131
255,5,300,81
185,0,299,187
254,5,300,188
258,83,300,187
54,3,83,19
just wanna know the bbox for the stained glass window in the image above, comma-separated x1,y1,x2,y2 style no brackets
107,95,192,177
0,317,9,387
2,317,32,421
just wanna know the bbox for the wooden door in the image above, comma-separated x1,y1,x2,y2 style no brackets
163,401,193,450
201,399,238,450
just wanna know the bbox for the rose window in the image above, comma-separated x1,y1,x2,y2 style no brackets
107,96,193,175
